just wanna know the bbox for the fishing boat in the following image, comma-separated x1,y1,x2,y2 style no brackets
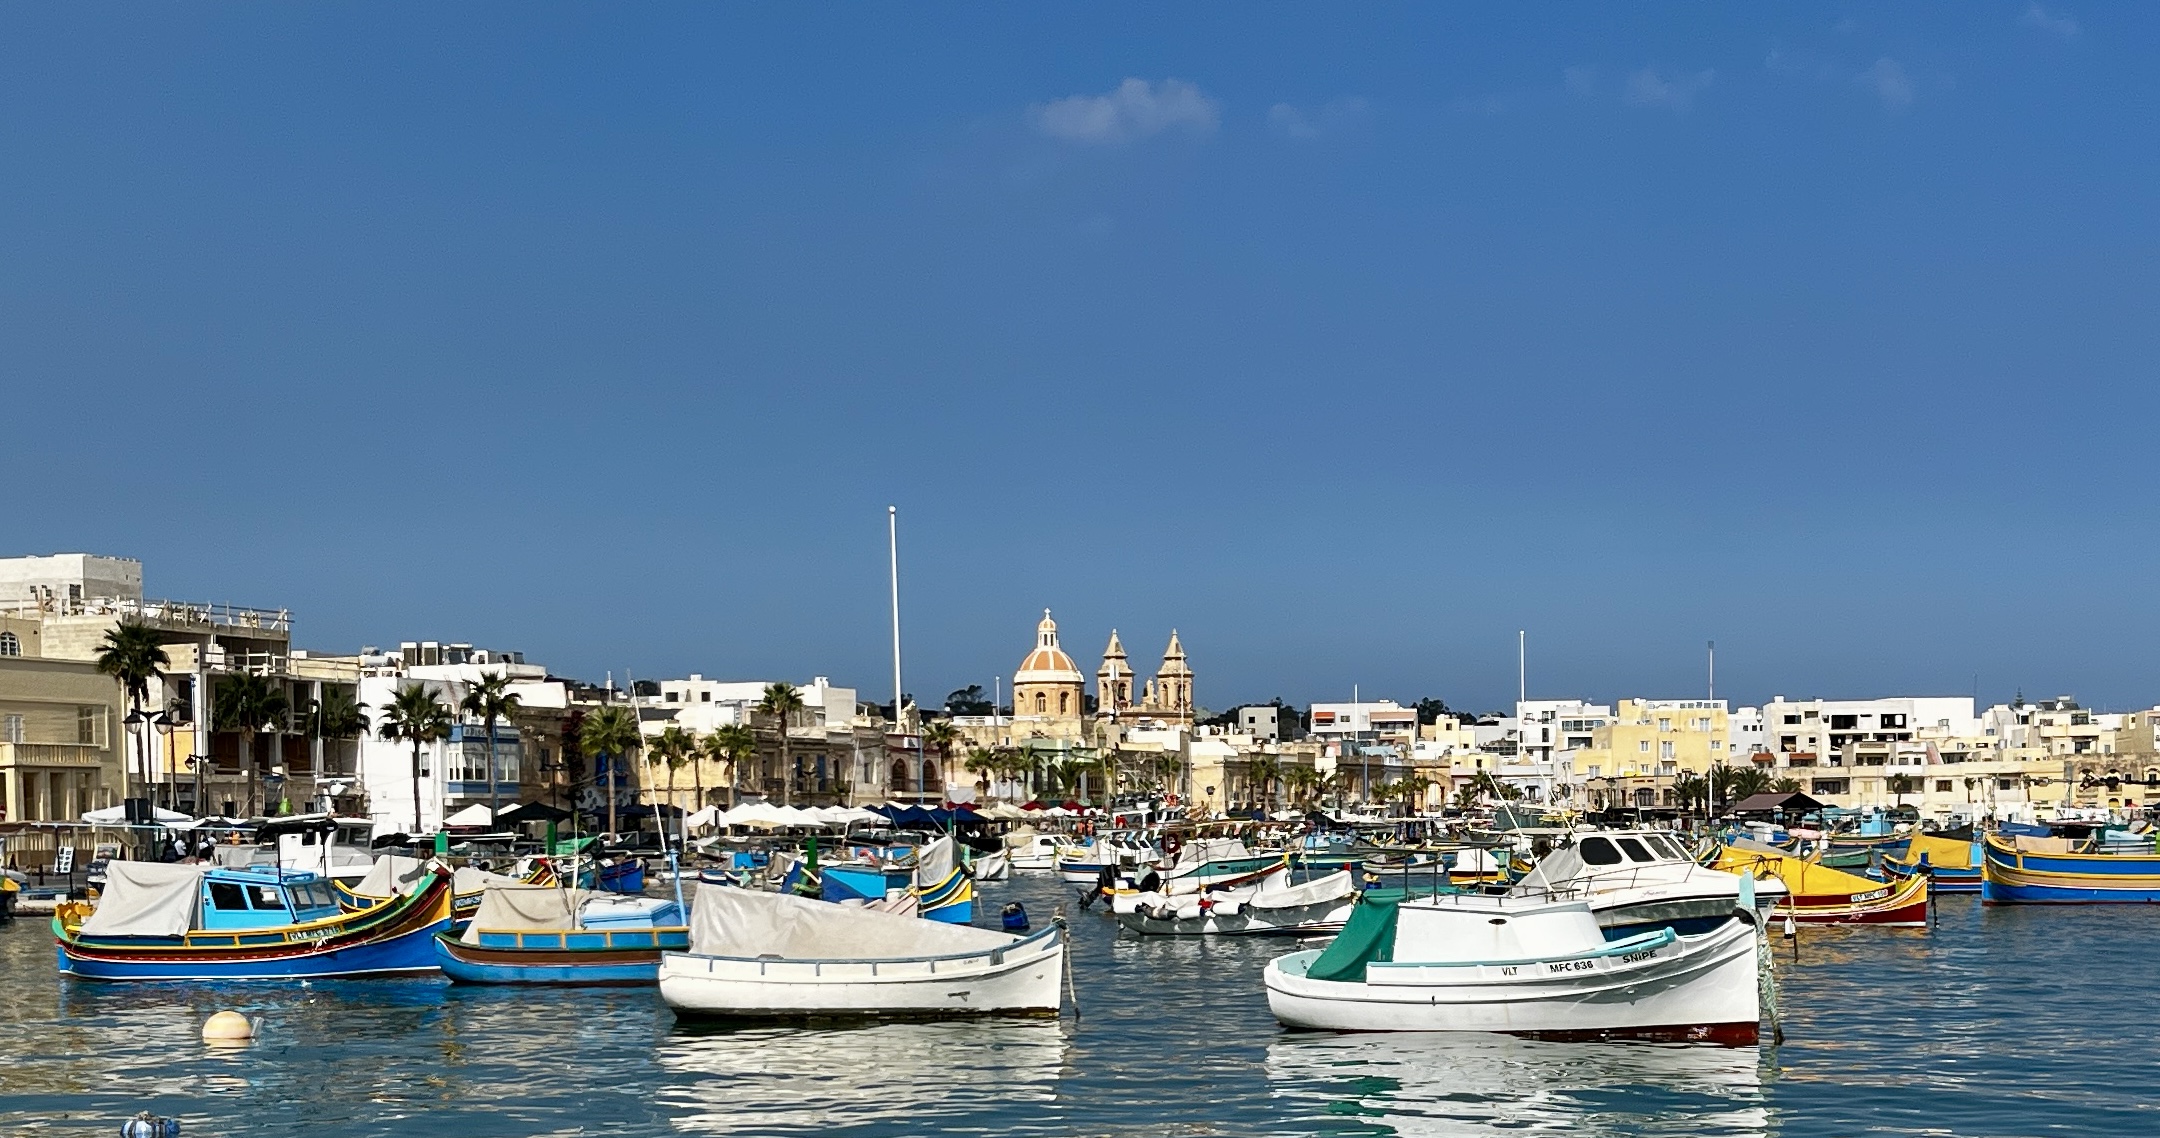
1263,885,1764,1040
1117,870,1358,937
821,861,911,904
912,836,974,924
1510,831,1785,937
55,862,453,981
335,855,522,925
1979,832,2160,903
970,849,1011,881
1055,836,1159,886
1712,842,1929,926
432,885,686,985
657,884,1064,1020
1886,830,1981,894
1008,833,1062,872
1155,838,1283,890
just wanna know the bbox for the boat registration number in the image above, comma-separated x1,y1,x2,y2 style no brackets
1854,888,1889,902
1619,948,1658,964
1546,959,1596,973
288,928,331,942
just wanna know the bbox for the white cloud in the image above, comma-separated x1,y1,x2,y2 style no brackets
1856,57,1914,111
1268,97,1370,140
1031,78,1220,144
2022,3,2080,38
1623,67,1715,111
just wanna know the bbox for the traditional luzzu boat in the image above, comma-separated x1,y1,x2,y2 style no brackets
55,862,453,981
1979,832,2160,903
1711,842,1929,926
1156,837,1284,889
1510,831,1785,938
1262,883,1764,1040
432,885,686,985
658,884,1065,1020
1055,835,1159,886
335,855,523,926
911,836,974,924
1886,830,1981,894
1117,869,1358,937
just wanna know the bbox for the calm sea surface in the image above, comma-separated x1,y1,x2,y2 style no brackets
4,875,2154,1138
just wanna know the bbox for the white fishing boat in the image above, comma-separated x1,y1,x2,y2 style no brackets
970,850,1011,881
659,885,1065,1020
1117,869,1358,937
1508,831,1785,938
1264,886,1764,1041
1008,834,1062,873
1055,836,1159,886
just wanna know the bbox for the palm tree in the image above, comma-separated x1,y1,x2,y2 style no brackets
1398,773,1434,816
649,725,696,830
1772,776,1802,794
214,672,290,817
577,704,642,836
459,673,523,820
920,720,961,803
1888,772,1916,811
705,723,756,809
1247,754,1282,814
313,687,369,778
963,747,999,798
754,682,806,806
94,622,169,809
377,683,453,834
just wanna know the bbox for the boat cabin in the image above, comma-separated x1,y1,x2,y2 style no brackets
197,867,344,932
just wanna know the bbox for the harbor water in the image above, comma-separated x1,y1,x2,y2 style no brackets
4,874,2153,1137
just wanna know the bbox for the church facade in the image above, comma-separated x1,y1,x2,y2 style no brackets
1007,610,1194,748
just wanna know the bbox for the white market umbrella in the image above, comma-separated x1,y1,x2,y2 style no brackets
80,804,194,826
443,803,494,828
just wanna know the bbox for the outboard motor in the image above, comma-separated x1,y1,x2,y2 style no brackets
1001,901,1030,932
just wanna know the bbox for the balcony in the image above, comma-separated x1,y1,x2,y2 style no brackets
0,742,106,769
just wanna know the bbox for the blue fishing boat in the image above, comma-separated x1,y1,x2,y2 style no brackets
822,863,910,904
1980,832,2160,903
433,886,687,985
56,862,453,981
912,835,973,924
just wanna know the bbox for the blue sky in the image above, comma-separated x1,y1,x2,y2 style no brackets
5,5,2155,713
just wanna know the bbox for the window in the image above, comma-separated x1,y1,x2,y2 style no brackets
2,714,20,744
1058,692,1069,714
1935,780,1953,793
208,882,250,911
1579,836,1622,865
77,707,99,745
249,885,287,911
1659,741,1675,760
1034,693,1046,714
1616,837,1654,862
1638,740,1650,753
1783,715,1801,725
1658,719,1672,732
701,692,711,703
1996,778,2016,791
0,632,17,656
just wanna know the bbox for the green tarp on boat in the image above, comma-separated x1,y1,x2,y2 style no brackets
1305,889,1402,983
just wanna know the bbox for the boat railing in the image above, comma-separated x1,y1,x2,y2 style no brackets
690,923,1064,975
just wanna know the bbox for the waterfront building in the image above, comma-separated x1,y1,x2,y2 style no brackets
351,643,570,834
1233,704,1298,743
1012,611,1087,742
1308,699,1416,804
0,647,123,830
645,675,885,806
0,553,359,820
1728,706,1766,757
1575,699,1729,810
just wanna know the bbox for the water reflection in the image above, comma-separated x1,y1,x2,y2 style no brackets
1266,1033,1769,1137
659,1019,1068,1137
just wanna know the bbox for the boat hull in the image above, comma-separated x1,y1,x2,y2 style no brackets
433,927,688,985
57,876,454,982
1264,919,1760,1040
658,925,1064,1020
1118,897,1353,937
1981,835,2160,903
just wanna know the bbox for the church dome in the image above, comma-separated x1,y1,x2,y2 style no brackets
1015,609,1084,684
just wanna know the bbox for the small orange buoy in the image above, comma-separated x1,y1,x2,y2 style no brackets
202,1011,253,1042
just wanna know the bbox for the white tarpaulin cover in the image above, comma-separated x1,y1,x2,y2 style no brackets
444,804,494,828
461,884,587,942
1251,869,1356,910
78,862,208,937
688,884,1014,960
720,802,789,828
354,855,429,897
685,806,723,830
913,835,956,889
454,866,521,896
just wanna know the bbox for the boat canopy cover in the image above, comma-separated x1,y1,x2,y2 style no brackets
1305,890,1398,983
462,884,588,941
453,865,523,896
688,884,1016,961
77,862,208,937
914,835,956,888
354,855,429,897
1251,870,1356,911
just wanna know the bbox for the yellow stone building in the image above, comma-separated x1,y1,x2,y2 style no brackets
1576,699,1730,809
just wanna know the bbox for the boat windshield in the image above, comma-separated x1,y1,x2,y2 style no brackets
1642,835,1684,860
1578,837,1622,865
1615,837,1655,863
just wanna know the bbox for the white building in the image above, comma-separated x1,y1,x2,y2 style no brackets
1728,706,1765,757
1761,696,1978,758
1309,699,1417,802
353,646,568,836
